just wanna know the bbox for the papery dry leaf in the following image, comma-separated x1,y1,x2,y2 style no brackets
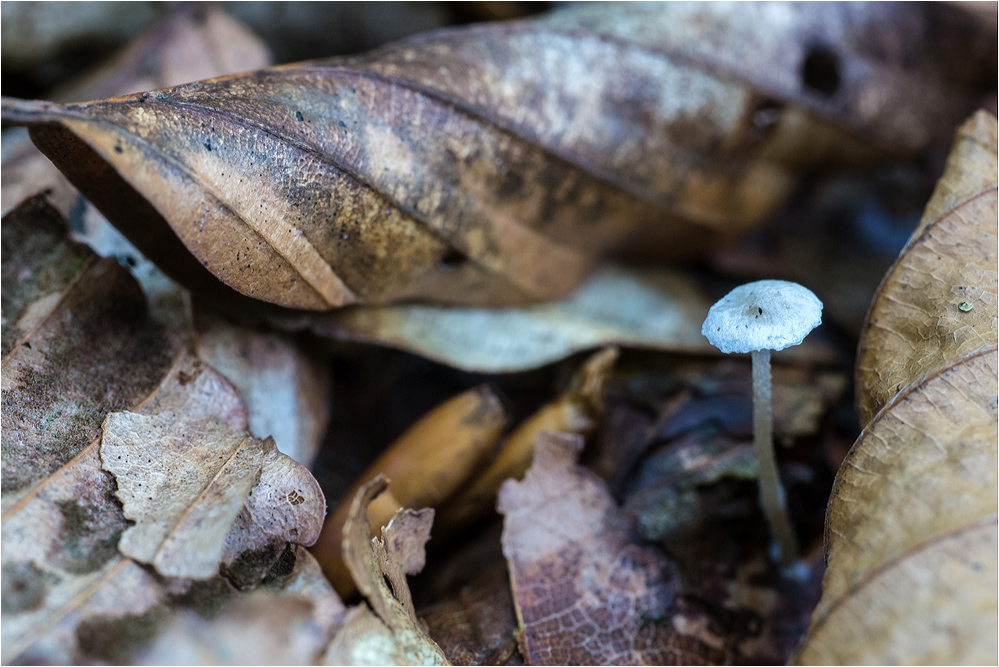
796,112,999,665
314,385,505,594
1,346,245,664
4,3,990,309
326,477,449,665
301,266,719,372
100,411,325,582
194,310,331,467
855,111,998,424
136,550,345,666
1,199,328,663
436,347,617,534
498,431,724,665
1,5,272,217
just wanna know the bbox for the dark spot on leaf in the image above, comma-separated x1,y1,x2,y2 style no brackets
204,141,212,151
295,110,304,122
1,561,58,614
114,145,123,154
438,249,466,271
801,46,841,98
77,608,167,663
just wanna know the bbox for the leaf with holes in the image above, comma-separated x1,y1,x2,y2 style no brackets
795,112,999,665
3,3,989,309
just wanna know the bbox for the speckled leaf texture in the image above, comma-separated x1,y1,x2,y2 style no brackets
0,199,333,664
2,3,992,309
855,111,998,425
498,432,724,665
794,112,999,665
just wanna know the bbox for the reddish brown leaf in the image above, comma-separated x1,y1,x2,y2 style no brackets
498,432,725,665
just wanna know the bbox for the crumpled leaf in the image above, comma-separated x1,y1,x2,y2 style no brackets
796,112,999,665
100,411,325,581
4,3,990,309
313,385,505,594
855,110,998,424
497,431,725,665
325,476,449,665
0,198,330,664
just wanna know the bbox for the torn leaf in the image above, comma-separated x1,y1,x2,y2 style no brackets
329,477,449,665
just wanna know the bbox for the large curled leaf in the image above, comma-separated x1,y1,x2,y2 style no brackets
3,3,990,309
795,112,999,665
855,111,998,424
1,5,272,218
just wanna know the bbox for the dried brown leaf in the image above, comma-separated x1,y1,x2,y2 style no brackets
4,4,988,309
498,431,725,665
797,113,999,665
0,347,245,664
0,199,331,664
314,385,505,594
436,347,617,534
328,477,449,665
1,5,271,218
1,197,182,514
100,411,325,583
855,111,998,424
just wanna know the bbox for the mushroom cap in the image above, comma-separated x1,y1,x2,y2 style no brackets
701,280,822,353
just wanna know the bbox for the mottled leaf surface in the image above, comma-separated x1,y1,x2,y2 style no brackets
4,3,990,309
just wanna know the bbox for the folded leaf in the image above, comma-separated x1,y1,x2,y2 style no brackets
327,477,449,665
4,3,989,308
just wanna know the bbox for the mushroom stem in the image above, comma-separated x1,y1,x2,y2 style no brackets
751,348,799,564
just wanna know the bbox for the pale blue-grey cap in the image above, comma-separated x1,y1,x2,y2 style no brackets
701,280,823,354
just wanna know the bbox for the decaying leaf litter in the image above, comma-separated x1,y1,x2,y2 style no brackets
1,2,996,665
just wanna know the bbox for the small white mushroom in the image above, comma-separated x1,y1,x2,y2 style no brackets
701,280,822,564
